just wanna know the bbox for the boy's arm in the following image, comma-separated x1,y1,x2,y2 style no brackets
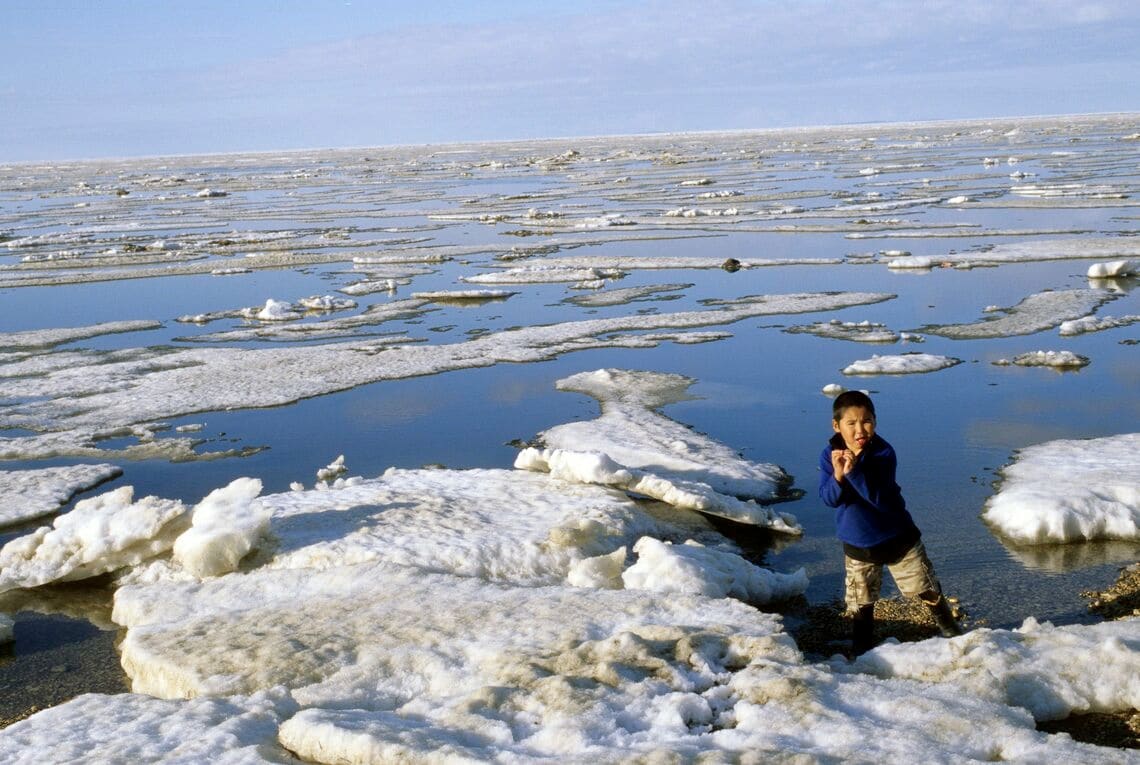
841,448,903,512
818,447,845,507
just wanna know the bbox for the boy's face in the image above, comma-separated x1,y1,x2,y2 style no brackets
833,405,876,455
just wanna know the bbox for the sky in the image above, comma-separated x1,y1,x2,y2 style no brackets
2,0,1138,162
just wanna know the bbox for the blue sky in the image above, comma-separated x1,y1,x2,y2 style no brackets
2,0,1138,161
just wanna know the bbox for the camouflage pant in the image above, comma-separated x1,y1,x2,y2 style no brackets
844,540,942,614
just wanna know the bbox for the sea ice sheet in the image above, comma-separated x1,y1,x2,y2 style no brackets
0,463,122,527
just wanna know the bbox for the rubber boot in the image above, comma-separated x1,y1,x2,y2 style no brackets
851,604,875,656
923,594,963,638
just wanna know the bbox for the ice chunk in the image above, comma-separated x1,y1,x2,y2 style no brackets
998,350,1090,369
171,478,268,578
842,353,961,375
0,463,122,527
982,433,1140,543
621,537,808,603
1087,259,1138,278
786,319,900,343
0,486,189,592
1059,314,1140,336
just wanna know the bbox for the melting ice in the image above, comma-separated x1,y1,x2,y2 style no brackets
1,114,1139,761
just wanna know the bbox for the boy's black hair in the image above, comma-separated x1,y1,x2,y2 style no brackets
832,390,876,421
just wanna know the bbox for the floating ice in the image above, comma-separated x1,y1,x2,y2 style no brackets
886,255,937,270
1,291,892,460
252,299,301,321
1087,259,1138,278
315,455,346,482
462,265,626,284
786,319,900,343
0,321,163,350
842,353,962,375
564,283,690,307
993,350,1090,369
0,463,122,527
923,289,1115,338
982,433,1140,544
1059,314,1140,336
516,447,800,531
410,289,517,302
524,368,795,503
226,467,724,589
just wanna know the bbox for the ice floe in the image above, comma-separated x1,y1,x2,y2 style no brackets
0,463,122,527
982,433,1140,544
786,319,901,343
923,289,1116,338
0,291,893,460
516,369,796,513
1059,314,1140,336
842,353,962,375
410,289,517,302
994,350,1090,369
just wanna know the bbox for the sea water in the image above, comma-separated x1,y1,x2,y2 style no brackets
1,114,1138,754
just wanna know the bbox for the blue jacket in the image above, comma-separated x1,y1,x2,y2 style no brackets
818,433,920,549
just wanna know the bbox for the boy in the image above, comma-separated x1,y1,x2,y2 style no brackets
819,391,961,655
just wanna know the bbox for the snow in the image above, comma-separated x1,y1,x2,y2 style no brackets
982,433,1140,544
842,352,962,375
0,463,122,526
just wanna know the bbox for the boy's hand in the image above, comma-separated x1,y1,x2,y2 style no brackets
831,448,855,482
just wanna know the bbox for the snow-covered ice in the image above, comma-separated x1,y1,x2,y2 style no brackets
0,463,122,526
3,115,1140,763
842,352,962,375
994,350,1090,369
982,433,1140,544
924,289,1116,338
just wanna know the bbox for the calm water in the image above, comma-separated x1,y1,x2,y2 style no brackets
1,117,1138,711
